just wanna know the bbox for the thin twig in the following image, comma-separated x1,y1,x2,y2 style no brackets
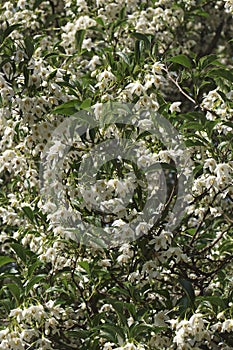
200,223,233,254
163,67,196,105
190,189,223,246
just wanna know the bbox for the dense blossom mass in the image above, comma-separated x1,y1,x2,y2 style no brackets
0,0,233,349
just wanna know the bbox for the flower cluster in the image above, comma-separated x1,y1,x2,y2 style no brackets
1,301,73,350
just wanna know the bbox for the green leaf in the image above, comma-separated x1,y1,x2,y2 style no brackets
100,326,119,342
47,69,57,80
24,274,47,295
67,329,91,339
185,134,209,147
52,99,81,115
95,17,105,26
177,295,191,316
109,286,130,298
95,324,125,342
23,65,29,87
56,99,80,108
124,302,136,318
0,299,12,314
79,261,90,274
179,279,195,306
110,18,128,35
196,295,226,310
0,273,23,294
6,283,21,304
135,40,140,64
56,81,80,98
11,243,27,264
24,37,34,59
219,240,233,254
28,260,42,277
183,122,204,131
92,311,108,327
193,164,203,177
115,51,130,65
75,30,86,53
0,57,13,71
33,0,46,10
205,120,219,135
2,24,21,42
104,49,116,69
109,300,127,326
131,32,151,50
22,206,34,223
223,121,233,128
168,54,192,69
80,98,92,109
192,9,209,17
199,54,218,69
129,323,161,339
44,52,65,60
0,256,15,269
184,111,206,122
208,68,233,83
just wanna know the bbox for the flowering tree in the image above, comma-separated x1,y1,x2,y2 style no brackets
0,1,233,349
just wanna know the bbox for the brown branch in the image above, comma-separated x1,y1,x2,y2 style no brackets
200,223,233,254
163,67,196,105
190,189,225,246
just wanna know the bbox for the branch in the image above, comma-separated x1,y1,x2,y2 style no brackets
190,189,225,246
200,223,233,254
163,67,196,105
